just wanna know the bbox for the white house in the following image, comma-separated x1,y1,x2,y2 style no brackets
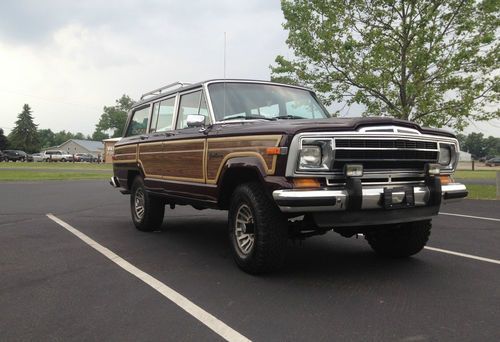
43,139,104,158
458,150,472,161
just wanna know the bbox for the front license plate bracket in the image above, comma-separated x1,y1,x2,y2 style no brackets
383,186,415,209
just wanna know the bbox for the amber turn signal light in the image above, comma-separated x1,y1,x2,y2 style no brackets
439,175,453,185
292,178,321,188
265,147,287,155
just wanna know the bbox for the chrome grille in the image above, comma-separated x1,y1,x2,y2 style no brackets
333,138,438,172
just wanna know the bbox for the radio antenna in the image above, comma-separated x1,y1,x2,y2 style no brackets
223,32,227,117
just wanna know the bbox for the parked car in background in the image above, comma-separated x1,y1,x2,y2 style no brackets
74,153,96,162
3,150,28,162
485,157,500,166
43,150,73,162
32,153,44,162
0,151,6,161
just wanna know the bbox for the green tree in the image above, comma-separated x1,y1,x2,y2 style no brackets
484,135,500,157
271,0,499,130
8,104,40,152
53,130,75,146
463,132,485,157
38,128,55,148
92,130,109,141
0,128,8,150
94,94,134,138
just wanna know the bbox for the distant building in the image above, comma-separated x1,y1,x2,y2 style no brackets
459,150,472,161
43,139,104,158
103,137,121,163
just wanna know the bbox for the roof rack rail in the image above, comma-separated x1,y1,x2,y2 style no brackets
140,81,191,100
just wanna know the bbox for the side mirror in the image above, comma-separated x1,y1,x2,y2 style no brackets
186,114,206,128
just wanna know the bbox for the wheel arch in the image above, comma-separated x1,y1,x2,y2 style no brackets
217,156,268,210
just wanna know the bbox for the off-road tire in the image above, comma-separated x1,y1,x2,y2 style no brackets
365,220,431,257
130,176,165,232
228,182,288,274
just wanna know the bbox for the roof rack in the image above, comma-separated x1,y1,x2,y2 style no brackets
140,81,191,100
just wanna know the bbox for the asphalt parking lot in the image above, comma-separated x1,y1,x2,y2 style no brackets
1,180,499,341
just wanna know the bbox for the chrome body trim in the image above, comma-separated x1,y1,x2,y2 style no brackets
273,183,466,213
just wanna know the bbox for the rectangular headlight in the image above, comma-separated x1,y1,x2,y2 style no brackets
439,145,451,165
299,145,322,169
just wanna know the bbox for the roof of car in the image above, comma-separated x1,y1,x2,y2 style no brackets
131,79,313,109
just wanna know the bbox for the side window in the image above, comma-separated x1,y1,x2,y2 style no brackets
176,90,210,129
126,106,150,137
151,97,175,132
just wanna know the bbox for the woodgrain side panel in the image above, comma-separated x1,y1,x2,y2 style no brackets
206,135,282,184
113,144,137,163
138,139,205,182
139,142,163,177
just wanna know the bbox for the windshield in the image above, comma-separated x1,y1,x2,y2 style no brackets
208,83,330,121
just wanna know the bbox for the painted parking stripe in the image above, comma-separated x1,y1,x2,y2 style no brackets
439,212,500,222
424,246,500,265
46,213,251,342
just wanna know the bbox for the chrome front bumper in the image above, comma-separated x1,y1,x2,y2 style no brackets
273,183,467,213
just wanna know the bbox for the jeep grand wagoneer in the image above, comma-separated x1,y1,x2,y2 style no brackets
111,80,467,274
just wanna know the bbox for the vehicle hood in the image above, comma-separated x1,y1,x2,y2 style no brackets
213,117,456,138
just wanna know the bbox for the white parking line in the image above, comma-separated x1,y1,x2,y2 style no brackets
439,212,500,222
46,213,251,342
424,246,500,265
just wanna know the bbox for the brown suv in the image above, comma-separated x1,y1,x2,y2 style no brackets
111,79,467,274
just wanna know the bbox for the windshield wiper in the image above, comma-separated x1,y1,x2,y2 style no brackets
274,115,306,120
221,115,275,121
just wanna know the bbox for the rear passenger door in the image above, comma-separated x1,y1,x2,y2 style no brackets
160,88,210,183
137,97,176,179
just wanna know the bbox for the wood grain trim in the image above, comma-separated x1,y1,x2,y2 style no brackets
138,139,206,184
206,152,276,185
113,144,138,164
206,135,282,185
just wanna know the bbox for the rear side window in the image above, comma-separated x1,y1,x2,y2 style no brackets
150,97,175,132
126,106,150,137
176,90,209,129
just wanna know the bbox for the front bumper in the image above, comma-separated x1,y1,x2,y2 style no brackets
273,182,467,227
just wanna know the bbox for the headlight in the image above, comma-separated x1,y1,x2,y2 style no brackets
299,145,322,169
439,145,451,165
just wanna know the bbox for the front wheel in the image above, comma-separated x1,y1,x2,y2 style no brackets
130,176,165,231
365,220,431,257
228,182,288,274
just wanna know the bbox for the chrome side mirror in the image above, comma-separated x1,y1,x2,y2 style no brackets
186,114,206,128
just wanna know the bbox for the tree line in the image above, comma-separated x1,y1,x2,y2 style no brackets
457,132,500,159
1,95,133,153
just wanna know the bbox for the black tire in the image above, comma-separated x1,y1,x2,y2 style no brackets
365,220,431,257
61,158,66,162
228,182,288,274
130,176,165,232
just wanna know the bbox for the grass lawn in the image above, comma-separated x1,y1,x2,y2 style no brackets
465,184,497,200
0,170,111,181
0,162,112,170
454,170,498,179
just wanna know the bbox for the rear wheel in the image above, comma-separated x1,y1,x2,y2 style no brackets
228,182,288,274
365,220,431,257
130,176,165,231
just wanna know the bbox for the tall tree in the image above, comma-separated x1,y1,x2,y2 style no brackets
8,104,39,152
94,94,134,138
271,0,499,130
38,128,55,148
463,132,485,157
0,128,8,150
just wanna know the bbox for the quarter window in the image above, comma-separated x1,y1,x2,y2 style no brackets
126,106,150,137
176,90,209,129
